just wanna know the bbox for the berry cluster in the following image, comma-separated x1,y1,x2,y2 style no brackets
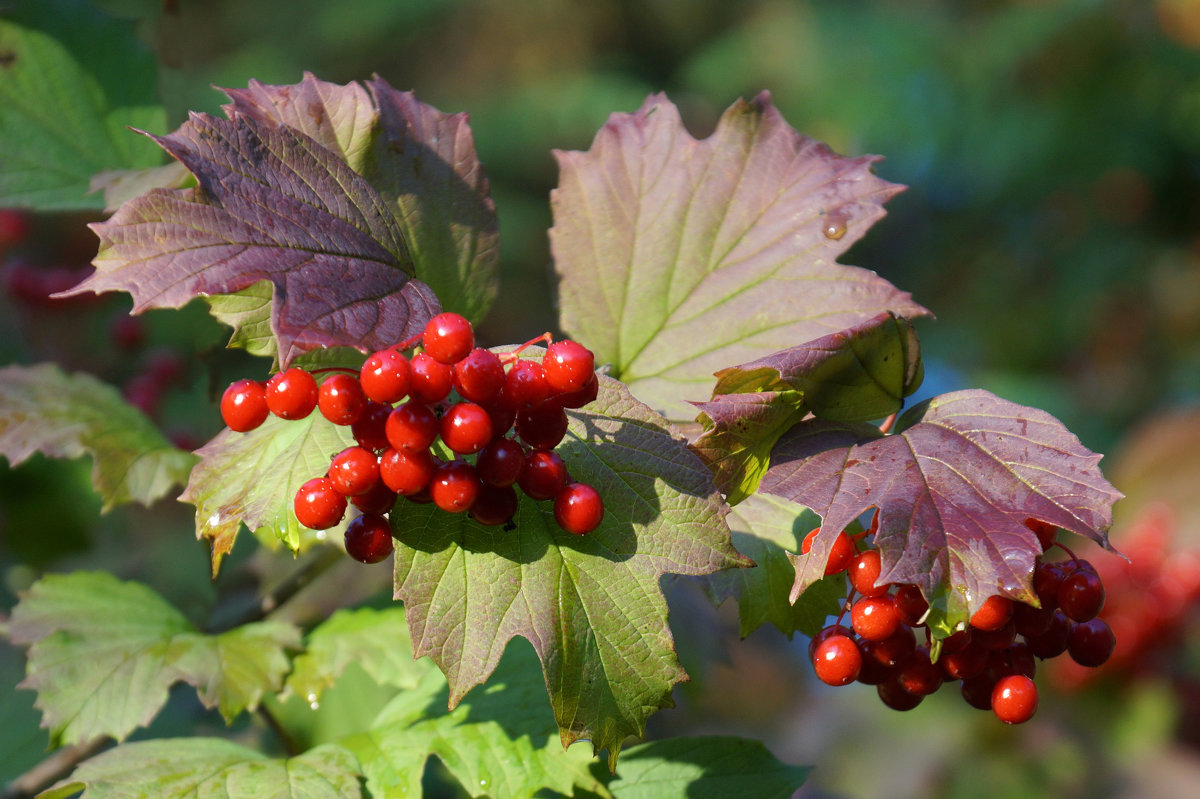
218,312,604,565
807,517,1116,724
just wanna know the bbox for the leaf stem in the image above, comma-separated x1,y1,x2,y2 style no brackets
1,736,112,799
878,412,898,434
257,703,301,757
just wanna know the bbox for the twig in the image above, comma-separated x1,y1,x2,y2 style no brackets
210,546,345,633
2,736,112,799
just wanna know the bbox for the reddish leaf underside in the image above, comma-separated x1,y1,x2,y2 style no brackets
760,389,1122,632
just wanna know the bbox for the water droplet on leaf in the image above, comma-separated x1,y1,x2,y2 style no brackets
823,213,848,241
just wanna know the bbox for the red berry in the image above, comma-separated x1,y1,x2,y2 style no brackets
430,461,481,513
1026,610,1071,659
1026,518,1058,551
851,595,901,642
221,379,268,432
469,484,519,526
440,402,494,455
483,395,517,436
1067,618,1115,667
559,373,599,409
110,314,145,351
1013,602,1056,638
360,349,411,403
554,482,604,535
970,595,1014,632
808,624,854,661
294,477,347,530
453,348,505,404
386,402,439,452
812,634,862,686
893,583,929,626
516,401,569,450
266,368,319,420
344,514,394,564
940,642,989,681
504,359,551,409
973,618,1017,650
351,480,398,516
877,676,924,711
1058,566,1105,623
328,446,380,497
477,438,526,487
991,674,1038,724
409,352,454,403
800,528,856,576
542,340,595,393
518,450,568,500
379,447,436,496
1032,559,1066,609
896,647,943,696
351,401,392,452
861,626,917,669
849,550,887,596
422,312,474,364
318,373,367,425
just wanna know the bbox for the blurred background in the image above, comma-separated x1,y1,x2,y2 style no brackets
3,0,1200,796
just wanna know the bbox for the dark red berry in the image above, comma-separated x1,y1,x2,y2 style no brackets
110,315,145,351
1026,610,1071,659
877,676,924,711
294,477,347,530
973,618,1017,650
862,626,917,669
970,595,1014,632
940,642,989,681
409,352,454,403
1002,642,1038,679
422,312,474,365
318,373,367,425
1058,567,1105,623
1026,518,1058,551
504,359,550,409
328,446,380,497
351,401,392,452
893,583,929,626
379,447,436,496
554,482,604,535
360,349,411,404
896,647,942,696
1013,601,1056,638
961,672,998,710
351,480,398,516
453,348,505,404
812,634,862,686
518,450,568,501
991,674,1037,724
1067,618,1115,667
266,368,319,420
440,402,494,455
221,379,268,432
558,373,599,409
477,438,526,487
386,402,439,452
483,394,517,436
344,514,394,564
469,484,519,526
542,340,595,393
852,595,900,642
430,461,481,513
516,401,569,450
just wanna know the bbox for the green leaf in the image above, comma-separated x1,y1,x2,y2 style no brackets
0,0,166,209
699,493,843,638
203,281,278,359
5,573,299,745
89,161,194,213
0,363,197,511
40,739,362,799
603,736,809,799
179,412,356,574
551,92,928,420
344,643,608,799
286,607,430,704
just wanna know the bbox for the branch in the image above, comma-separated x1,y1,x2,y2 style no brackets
1,736,111,799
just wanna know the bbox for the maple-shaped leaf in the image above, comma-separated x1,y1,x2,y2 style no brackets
550,92,929,420
62,111,439,367
601,736,809,799
699,493,843,638
179,413,356,575
0,363,197,510
4,573,299,745
389,374,746,768
691,312,923,503
344,642,607,799
761,390,1123,633
39,739,361,799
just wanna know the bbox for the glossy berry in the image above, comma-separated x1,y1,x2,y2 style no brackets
991,674,1037,724
940,642,989,681
504,359,550,409
1067,618,1115,667
221,379,268,432
877,677,924,711
440,402,494,455
469,484,519,526
422,312,474,364
360,349,411,403
812,634,862,686
328,446,380,497
344,514,394,564
1032,559,1067,608
409,352,454,403
849,549,887,596
453,348,505,404
960,673,998,711
1058,566,1105,623
851,595,901,642
800,528,856,576
318,373,367,425
809,624,854,661
893,583,930,626
266,368,319,420
559,373,599,409
1026,610,1071,659
554,482,604,535
518,450,568,500
379,447,436,496
386,402,439,452
294,477,347,530
542,340,595,393
476,438,526,487
516,401,569,450
970,595,1014,632
351,401,392,452
351,480,398,516
896,648,942,696
430,461,481,513
861,626,917,669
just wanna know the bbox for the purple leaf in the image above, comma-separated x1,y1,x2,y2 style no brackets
63,112,439,366
761,389,1122,631
551,92,929,420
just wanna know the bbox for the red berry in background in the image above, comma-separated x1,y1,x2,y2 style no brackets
440,402,494,455
477,438,526,487
893,583,929,626
453,348,505,404
516,401,569,450
352,401,392,452
940,642,989,681
970,595,1014,631
559,373,599,409
386,402,438,452
518,450,568,500
351,480,398,516
409,352,454,403
0,209,31,249
554,482,604,535
294,477,347,530
896,647,943,696
877,676,924,711
110,314,145,351
1067,618,1116,667
360,349,411,403
800,528,856,576
343,514,394,564
812,633,862,686
430,461,481,513
504,359,551,409
849,550,887,596
124,374,163,417
328,446,380,496
1032,559,1066,608
266,368,319,420
852,595,901,642
379,447,436,496
1058,566,1105,622
220,379,269,432
1027,518,1058,551
422,312,474,364
318,373,367,425
469,484,519,526
991,674,1038,724
542,340,595,393
861,626,917,669
973,618,1017,651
